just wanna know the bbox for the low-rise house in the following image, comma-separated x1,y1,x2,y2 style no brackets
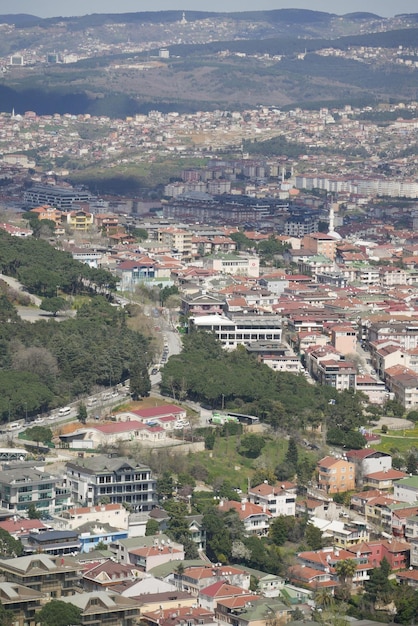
0,554,81,598
247,482,296,518
142,605,216,626
56,503,129,531
117,576,177,599
215,594,261,625
395,568,418,588
390,503,418,538
22,530,81,556
82,559,143,591
0,518,49,540
174,565,250,596
363,469,407,491
61,590,141,626
64,209,94,231
293,546,371,590
288,564,337,591
346,539,410,570
112,534,184,571
218,500,271,536
129,589,195,614
394,475,418,504
127,541,184,571
0,582,43,626
77,522,128,553
181,292,226,317
131,404,187,424
350,490,384,514
218,598,290,626
199,581,250,611
60,420,167,450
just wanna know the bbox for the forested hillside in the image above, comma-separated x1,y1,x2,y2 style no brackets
161,331,367,447
0,232,149,422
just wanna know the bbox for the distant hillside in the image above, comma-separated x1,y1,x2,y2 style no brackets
166,26,418,57
342,12,382,20
0,14,41,26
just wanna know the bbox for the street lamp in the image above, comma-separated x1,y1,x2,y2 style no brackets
8,400,11,424
24,402,28,423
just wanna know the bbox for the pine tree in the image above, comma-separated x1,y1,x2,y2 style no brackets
285,437,299,467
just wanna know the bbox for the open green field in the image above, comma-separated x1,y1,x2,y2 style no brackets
375,425,418,455
191,431,316,491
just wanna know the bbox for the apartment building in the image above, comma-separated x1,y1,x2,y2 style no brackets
317,456,355,494
23,184,91,209
301,232,338,260
384,365,418,409
0,554,81,598
204,254,260,278
0,464,70,515
0,582,43,626
330,324,357,355
189,314,282,350
158,227,193,257
65,455,156,511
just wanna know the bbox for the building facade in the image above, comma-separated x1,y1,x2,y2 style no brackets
65,455,156,511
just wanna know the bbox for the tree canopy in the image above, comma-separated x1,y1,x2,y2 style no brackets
160,331,367,438
35,600,82,626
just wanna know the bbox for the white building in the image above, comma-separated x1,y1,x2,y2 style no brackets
247,482,297,517
189,314,282,350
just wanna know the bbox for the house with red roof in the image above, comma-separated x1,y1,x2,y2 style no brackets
363,469,407,491
199,581,250,611
131,404,187,423
317,457,355,494
174,565,250,596
293,546,372,590
57,503,128,530
215,594,261,625
59,420,167,449
345,449,392,487
346,539,410,570
247,482,297,518
218,500,271,536
82,559,142,591
141,605,216,626
0,518,49,540
127,542,184,571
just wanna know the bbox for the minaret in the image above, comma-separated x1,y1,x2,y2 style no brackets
328,205,335,235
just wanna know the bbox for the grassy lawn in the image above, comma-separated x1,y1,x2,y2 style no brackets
191,432,295,491
375,424,418,455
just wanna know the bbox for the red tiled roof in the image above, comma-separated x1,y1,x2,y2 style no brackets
132,404,185,419
365,469,407,481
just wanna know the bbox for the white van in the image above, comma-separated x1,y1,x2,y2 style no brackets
58,406,71,416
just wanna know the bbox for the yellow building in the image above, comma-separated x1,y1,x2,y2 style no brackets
65,209,94,231
317,456,355,494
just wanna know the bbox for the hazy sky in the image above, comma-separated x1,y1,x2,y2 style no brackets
2,1,418,19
